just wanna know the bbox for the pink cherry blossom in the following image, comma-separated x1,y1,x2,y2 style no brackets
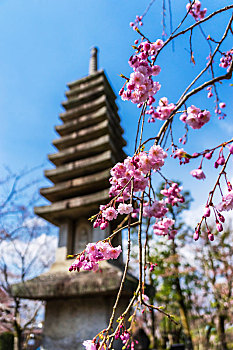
143,200,168,219
153,217,175,236
190,168,206,180
117,203,133,215
69,241,122,272
161,182,184,206
219,49,233,71
102,207,118,221
216,190,233,212
186,1,207,21
83,340,97,350
180,105,210,129
120,40,162,104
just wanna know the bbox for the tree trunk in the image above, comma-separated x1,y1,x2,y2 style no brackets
13,298,23,350
172,240,194,350
218,315,228,350
14,323,22,350
205,324,212,350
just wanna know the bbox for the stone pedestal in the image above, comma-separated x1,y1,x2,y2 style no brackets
41,295,128,350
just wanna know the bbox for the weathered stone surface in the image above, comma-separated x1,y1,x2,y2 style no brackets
34,188,110,225
56,105,124,138
62,85,106,110
53,118,126,151
12,262,138,299
60,95,107,121
44,150,116,184
41,295,128,350
66,75,117,107
53,120,109,150
67,69,116,100
65,74,104,98
40,169,111,202
48,134,125,166
55,106,107,136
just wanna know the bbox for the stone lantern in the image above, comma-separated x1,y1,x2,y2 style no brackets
12,48,138,350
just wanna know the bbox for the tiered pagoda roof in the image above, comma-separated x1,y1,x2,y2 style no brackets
35,49,127,226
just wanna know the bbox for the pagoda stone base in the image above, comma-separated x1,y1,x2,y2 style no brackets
41,295,128,350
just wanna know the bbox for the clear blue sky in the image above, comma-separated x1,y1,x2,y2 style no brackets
0,0,232,217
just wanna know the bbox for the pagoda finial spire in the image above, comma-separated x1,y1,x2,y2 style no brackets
89,47,98,75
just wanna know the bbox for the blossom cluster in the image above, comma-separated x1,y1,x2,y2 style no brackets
153,217,175,237
120,40,163,104
143,200,168,218
92,145,167,229
69,241,122,272
109,145,167,199
160,182,185,205
130,15,143,30
219,49,233,71
186,1,207,21
146,97,175,123
180,105,210,129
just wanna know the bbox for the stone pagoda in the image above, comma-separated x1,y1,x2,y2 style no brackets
12,48,138,350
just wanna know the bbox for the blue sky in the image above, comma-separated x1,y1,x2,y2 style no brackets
0,0,232,224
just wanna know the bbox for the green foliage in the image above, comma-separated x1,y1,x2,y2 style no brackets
0,332,14,350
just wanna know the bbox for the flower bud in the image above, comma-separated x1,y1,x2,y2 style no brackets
229,144,233,154
219,102,226,109
218,214,225,223
205,152,212,159
193,231,199,241
216,221,223,232
203,206,211,217
208,233,214,241
93,220,99,229
217,157,225,166
100,222,108,230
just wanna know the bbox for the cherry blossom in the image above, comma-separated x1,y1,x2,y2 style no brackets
219,49,233,71
186,1,207,21
216,190,233,212
153,218,175,236
180,105,210,129
117,203,133,215
160,182,184,206
190,168,206,180
69,241,122,272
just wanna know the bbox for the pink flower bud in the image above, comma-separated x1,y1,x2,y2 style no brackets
205,152,212,159
218,214,225,223
193,231,199,241
229,144,233,154
203,206,210,217
93,221,99,228
216,222,223,232
208,233,214,241
100,222,108,230
217,157,225,166
219,102,226,109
